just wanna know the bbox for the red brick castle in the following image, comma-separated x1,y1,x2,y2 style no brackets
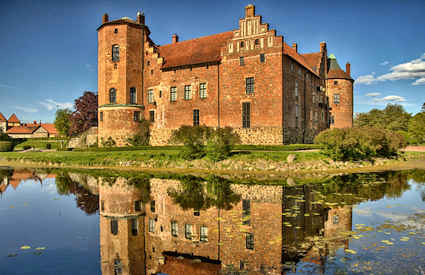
97,5,353,146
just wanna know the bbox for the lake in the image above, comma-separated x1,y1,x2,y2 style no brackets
0,168,424,274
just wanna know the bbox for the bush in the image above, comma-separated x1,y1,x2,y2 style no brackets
206,127,240,161
314,127,406,161
169,125,240,160
23,145,31,150
46,143,52,149
0,141,13,152
101,137,116,147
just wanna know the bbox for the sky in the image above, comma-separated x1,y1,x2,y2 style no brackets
0,0,424,123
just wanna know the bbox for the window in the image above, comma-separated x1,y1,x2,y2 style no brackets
242,102,251,128
295,81,298,98
147,60,150,66
101,200,105,211
184,85,192,100
200,226,208,242
290,63,294,71
334,80,338,85
194,210,200,216
260,53,265,63
148,89,154,104
149,110,155,122
199,83,207,99
109,88,116,104
333,214,339,224
131,218,138,236
111,219,118,235
193,109,199,126
159,90,162,98
100,112,103,122
135,200,141,211
321,110,324,121
130,87,136,104
170,87,177,102
149,218,155,233
150,200,155,212
133,111,140,121
240,41,245,48
246,77,254,94
112,45,119,62
333,94,340,105
312,94,316,104
298,68,302,75
314,111,318,121
240,56,245,66
295,105,299,118
246,233,254,250
185,224,193,240
331,115,335,124
255,39,259,45
114,28,118,34
242,199,251,225
171,221,178,237
114,258,122,275
240,261,245,270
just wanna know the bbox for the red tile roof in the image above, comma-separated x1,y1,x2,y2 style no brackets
159,31,234,69
0,112,6,122
301,52,323,74
327,69,352,80
284,43,320,77
40,123,58,135
8,113,20,123
6,126,39,134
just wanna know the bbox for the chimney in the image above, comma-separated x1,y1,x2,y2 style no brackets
172,34,179,44
245,4,255,18
33,120,37,125
292,43,298,53
320,41,327,53
346,62,351,76
137,11,145,24
102,13,109,24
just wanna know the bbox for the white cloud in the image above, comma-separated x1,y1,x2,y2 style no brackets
380,61,390,66
16,106,38,113
40,99,73,111
356,53,425,86
373,95,406,103
365,92,381,97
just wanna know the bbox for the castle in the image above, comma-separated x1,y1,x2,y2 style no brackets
97,5,353,146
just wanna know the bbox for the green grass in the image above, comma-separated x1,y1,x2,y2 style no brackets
233,144,322,151
14,139,66,150
229,150,325,162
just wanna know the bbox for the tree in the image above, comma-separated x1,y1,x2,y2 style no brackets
69,91,98,136
354,104,411,132
408,112,425,144
422,102,425,113
54,109,72,137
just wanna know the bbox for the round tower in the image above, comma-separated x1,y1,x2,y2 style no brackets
97,12,148,146
326,54,354,128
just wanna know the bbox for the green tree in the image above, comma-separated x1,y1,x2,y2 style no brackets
408,112,425,144
54,109,72,137
354,104,411,132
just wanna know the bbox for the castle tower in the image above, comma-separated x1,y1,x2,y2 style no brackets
326,54,354,128
99,177,147,275
97,12,149,146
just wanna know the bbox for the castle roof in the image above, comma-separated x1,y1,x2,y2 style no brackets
0,112,6,122
25,122,58,135
159,31,234,69
284,44,320,77
301,52,323,74
8,113,20,123
327,54,352,80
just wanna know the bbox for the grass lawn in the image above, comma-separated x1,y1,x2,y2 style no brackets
13,139,66,150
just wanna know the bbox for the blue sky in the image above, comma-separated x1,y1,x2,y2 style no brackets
0,0,424,123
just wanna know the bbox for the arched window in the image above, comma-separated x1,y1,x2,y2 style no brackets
109,88,116,104
130,87,136,104
112,45,119,62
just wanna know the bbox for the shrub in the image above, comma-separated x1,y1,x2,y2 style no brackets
46,143,52,149
127,119,150,146
0,141,13,152
23,145,31,150
101,137,116,147
169,125,239,160
314,127,406,161
206,127,240,161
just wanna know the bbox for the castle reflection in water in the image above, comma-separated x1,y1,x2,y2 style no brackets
3,168,411,275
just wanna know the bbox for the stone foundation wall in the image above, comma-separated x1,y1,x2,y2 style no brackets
149,128,174,146
68,127,98,149
233,127,283,145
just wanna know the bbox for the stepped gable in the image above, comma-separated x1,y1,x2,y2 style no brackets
284,43,319,77
159,31,234,69
8,113,20,123
0,112,6,122
301,52,323,74
327,54,352,80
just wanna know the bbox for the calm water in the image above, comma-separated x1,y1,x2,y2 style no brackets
0,168,424,275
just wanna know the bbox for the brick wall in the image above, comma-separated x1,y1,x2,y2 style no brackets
327,79,353,129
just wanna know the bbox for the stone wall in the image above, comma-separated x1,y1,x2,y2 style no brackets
68,127,98,149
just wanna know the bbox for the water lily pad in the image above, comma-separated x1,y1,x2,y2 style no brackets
20,246,31,250
35,247,46,250
345,249,357,254
7,253,18,258
400,237,410,242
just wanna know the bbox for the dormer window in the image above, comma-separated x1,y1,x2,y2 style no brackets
112,45,119,62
